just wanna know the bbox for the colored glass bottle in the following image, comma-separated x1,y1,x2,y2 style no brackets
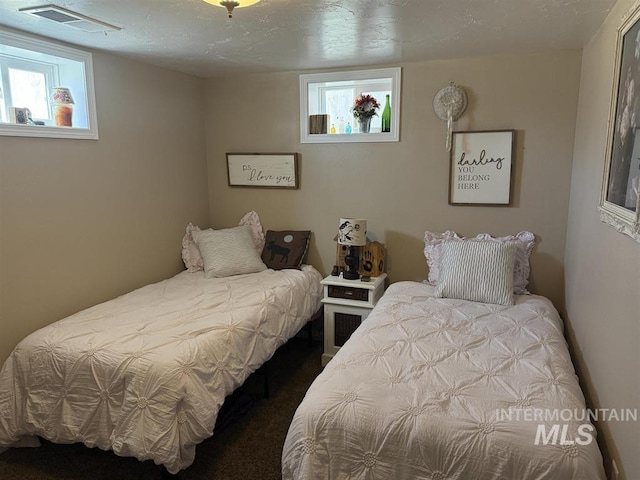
381,94,391,133
345,122,352,134
330,123,336,134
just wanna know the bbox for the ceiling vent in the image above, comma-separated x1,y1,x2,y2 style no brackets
18,4,121,33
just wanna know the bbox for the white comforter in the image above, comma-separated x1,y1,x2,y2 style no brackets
283,281,605,480
0,266,322,473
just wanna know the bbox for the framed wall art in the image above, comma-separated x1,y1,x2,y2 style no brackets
226,153,299,189
600,4,640,242
449,130,515,206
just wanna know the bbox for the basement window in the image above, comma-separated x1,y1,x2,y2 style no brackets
300,67,401,143
0,28,98,140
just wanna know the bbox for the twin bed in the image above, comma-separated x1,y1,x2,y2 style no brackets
282,281,605,479
283,230,605,479
0,224,606,479
0,215,323,474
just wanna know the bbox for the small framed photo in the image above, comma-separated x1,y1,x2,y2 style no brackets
226,153,299,189
9,107,30,125
449,130,515,206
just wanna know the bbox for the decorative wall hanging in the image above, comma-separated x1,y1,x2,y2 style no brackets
433,82,468,151
599,3,640,242
449,130,514,206
226,153,298,189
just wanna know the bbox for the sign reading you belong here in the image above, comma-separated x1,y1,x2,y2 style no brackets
450,131,514,205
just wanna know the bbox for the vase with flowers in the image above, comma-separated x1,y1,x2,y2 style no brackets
351,94,380,133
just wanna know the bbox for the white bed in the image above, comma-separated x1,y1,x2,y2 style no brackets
282,281,605,480
0,265,322,474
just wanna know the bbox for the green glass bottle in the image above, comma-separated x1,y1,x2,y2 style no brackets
381,94,391,133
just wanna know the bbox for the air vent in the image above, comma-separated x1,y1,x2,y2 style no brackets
18,4,121,33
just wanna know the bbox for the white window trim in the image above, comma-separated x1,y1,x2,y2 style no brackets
0,28,99,140
300,67,401,144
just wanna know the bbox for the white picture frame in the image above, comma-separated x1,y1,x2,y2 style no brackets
226,153,299,189
449,130,515,206
599,4,640,242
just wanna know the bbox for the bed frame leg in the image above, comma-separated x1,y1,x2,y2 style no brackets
262,363,270,399
306,307,322,348
307,321,313,347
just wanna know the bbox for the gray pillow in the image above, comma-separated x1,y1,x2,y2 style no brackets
434,240,515,306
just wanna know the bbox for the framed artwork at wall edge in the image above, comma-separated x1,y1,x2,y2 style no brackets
600,4,640,242
226,153,299,189
449,130,515,206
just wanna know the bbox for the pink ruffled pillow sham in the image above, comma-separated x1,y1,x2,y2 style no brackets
181,211,266,272
423,230,536,294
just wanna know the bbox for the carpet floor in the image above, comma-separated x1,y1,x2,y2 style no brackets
0,336,323,480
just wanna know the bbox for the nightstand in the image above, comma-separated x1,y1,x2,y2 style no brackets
321,273,387,366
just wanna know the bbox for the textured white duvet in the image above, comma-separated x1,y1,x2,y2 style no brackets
283,281,605,480
0,266,322,473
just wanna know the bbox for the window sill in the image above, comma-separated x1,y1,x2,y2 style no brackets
0,123,98,140
302,131,398,144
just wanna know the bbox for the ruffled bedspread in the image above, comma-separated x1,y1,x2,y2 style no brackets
0,266,322,473
283,281,605,480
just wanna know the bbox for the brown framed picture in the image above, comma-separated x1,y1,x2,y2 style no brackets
226,153,299,189
449,130,515,206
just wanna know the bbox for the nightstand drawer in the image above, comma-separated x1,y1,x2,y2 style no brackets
328,285,368,302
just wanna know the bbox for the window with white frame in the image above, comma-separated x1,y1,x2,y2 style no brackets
300,67,401,143
0,28,98,139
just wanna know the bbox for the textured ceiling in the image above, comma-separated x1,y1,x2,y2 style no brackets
0,0,616,77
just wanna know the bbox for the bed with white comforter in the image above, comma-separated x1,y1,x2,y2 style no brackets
0,265,322,474
283,281,605,480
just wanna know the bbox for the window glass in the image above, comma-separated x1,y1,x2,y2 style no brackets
324,88,355,134
8,68,51,120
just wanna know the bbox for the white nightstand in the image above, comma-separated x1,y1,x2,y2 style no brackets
321,273,387,366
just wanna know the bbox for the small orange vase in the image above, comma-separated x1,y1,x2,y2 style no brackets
54,105,73,127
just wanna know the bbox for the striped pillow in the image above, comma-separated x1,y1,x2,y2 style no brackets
434,240,516,305
193,225,267,278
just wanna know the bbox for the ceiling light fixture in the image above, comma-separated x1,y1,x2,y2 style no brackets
201,0,262,18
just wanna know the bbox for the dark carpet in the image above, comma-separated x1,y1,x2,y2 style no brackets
0,336,323,480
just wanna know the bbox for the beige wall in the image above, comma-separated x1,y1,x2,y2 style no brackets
565,0,640,478
0,48,210,365
204,51,582,309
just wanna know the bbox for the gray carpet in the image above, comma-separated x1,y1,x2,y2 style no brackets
0,336,323,480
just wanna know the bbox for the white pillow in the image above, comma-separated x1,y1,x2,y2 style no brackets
424,230,535,294
238,210,266,252
181,223,212,272
434,240,516,306
182,211,265,272
192,226,267,278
